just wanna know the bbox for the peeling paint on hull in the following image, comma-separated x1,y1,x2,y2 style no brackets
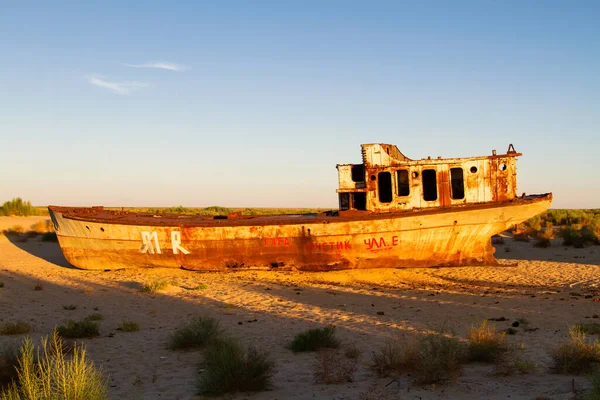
48,194,552,271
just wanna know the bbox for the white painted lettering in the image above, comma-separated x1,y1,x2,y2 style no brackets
140,231,161,254
171,231,190,255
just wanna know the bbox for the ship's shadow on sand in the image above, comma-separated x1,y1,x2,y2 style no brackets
4,235,74,269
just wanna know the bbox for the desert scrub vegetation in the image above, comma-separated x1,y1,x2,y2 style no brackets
28,220,54,235
56,319,100,339
198,336,274,396
587,369,600,400
140,279,169,293
290,326,340,353
467,320,509,363
0,331,107,400
575,323,600,335
0,322,31,336
62,304,77,311
0,282,4,288
551,327,600,374
0,344,19,390
372,334,466,384
167,316,222,350
2,226,25,236
0,198,41,217
117,320,140,332
84,313,104,322
312,349,358,384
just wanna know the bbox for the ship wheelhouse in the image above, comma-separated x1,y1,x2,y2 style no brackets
336,143,521,213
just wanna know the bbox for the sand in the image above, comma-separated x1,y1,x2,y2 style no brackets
1,216,600,399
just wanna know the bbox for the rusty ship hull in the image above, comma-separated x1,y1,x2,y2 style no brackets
48,193,551,271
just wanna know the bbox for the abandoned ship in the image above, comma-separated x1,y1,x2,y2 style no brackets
49,143,552,271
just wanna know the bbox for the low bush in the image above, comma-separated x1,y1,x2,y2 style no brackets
117,320,140,332
312,350,357,384
85,313,104,322
371,339,406,376
140,280,169,293
29,220,53,235
372,334,466,384
467,320,509,363
56,319,100,339
167,316,222,350
198,336,274,395
290,326,340,353
574,323,600,335
344,344,361,360
550,327,600,374
0,330,107,400
0,322,31,336
62,305,77,311
588,369,600,400
405,333,466,384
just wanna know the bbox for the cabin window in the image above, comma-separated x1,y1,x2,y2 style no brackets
470,166,478,173
422,169,438,201
351,165,365,182
352,192,366,210
450,168,465,199
339,193,350,210
378,172,393,203
396,170,410,196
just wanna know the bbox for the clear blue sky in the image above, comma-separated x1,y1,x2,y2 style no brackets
1,1,598,208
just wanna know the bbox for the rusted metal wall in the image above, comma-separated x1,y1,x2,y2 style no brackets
338,144,521,213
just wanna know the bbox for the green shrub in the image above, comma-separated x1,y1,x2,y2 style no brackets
467,320,509,363
198,336,274,395
0,331,107,400
56,320,100,339
290,326,340,353
0,322,31,336
0,198,40,217
167,317,222,350
550,327,600,374
140,280,169,293
117,320,140,332
84,313,104,322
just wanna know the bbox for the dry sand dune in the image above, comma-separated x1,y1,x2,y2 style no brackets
1,216,600,399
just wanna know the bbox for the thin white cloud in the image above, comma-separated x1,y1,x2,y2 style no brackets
87,76,149,96
124,61,190,71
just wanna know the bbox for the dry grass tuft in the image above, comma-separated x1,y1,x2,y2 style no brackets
198,336,274,395
0,330,107,400
371,339,406,376
467,320,509,363
167,316,222,350
372,334,466,384
405,333,466,384
344,344,361,360
312,349,358,384
62,305,77,311
290,326,340,353
550,327,600,375
28,220,54,235
0,322,31,336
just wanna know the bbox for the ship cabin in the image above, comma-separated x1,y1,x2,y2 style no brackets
336,143,521,213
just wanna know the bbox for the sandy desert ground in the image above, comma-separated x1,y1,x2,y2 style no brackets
1,216,600,400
